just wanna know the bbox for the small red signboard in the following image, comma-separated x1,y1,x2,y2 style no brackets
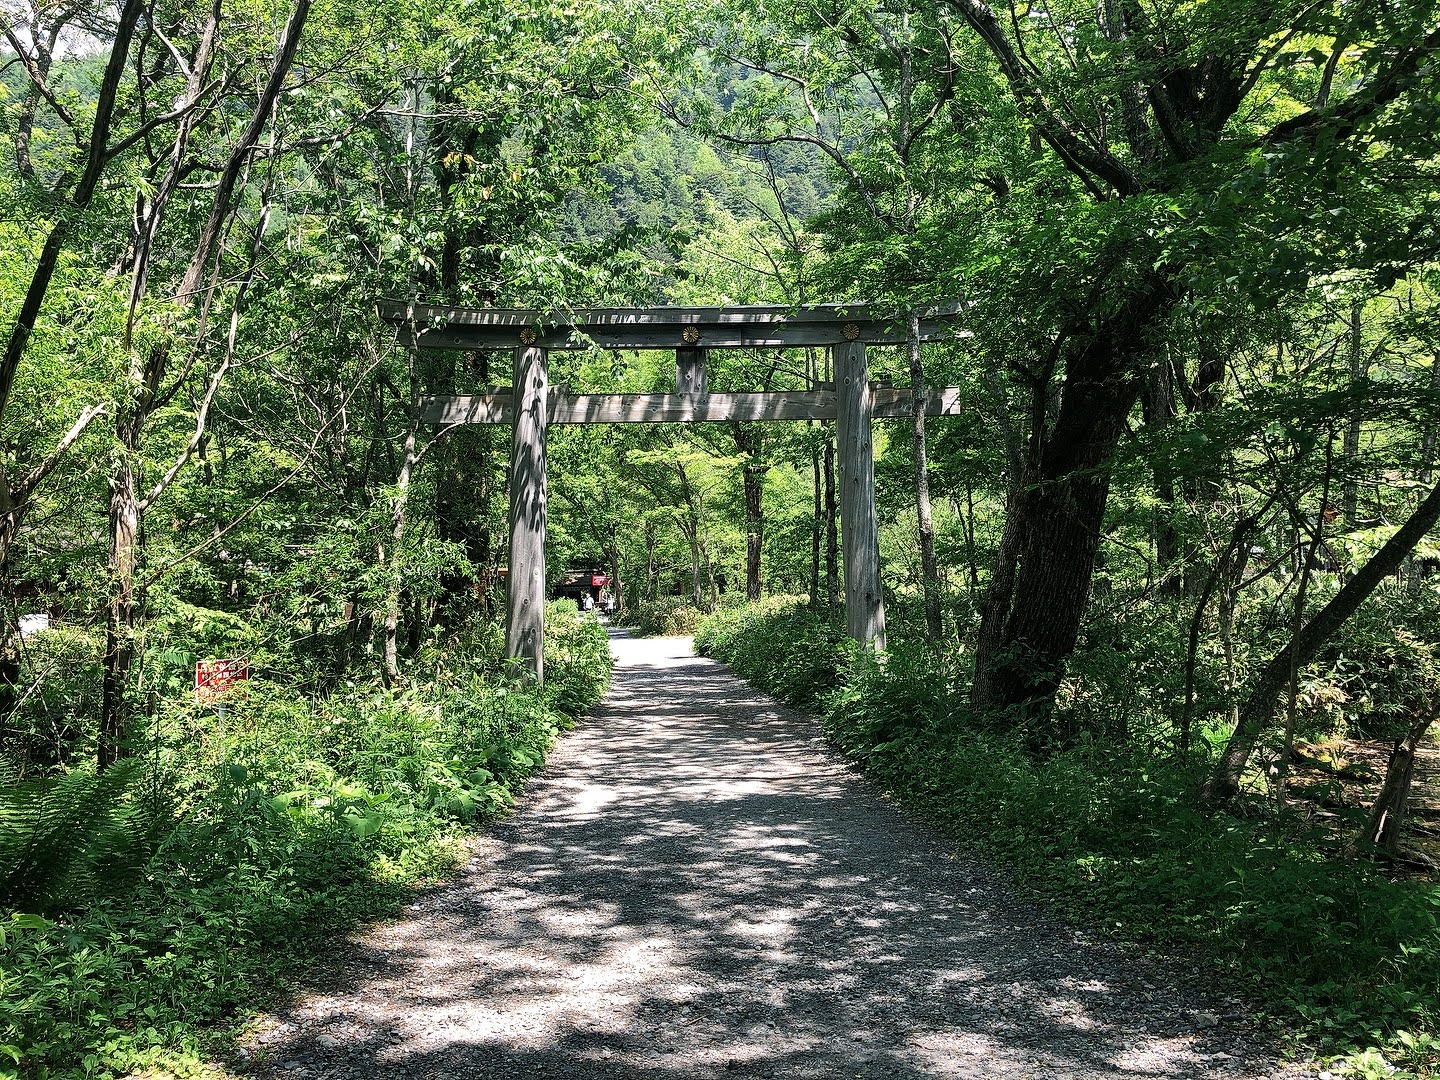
196,658,248,704
591,573,608,587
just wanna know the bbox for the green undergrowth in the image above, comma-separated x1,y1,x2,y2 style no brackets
620,596,705,637
0,603,611,1080
698,599,1440,1078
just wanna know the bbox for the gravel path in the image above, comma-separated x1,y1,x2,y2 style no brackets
242,630,1308,1080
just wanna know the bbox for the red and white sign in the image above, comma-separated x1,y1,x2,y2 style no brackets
196,658,248,704
591,573,608,587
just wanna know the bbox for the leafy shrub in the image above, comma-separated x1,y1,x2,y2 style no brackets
696,596,849,712
542,601,612,716
0,614,612,1079
623,596,703,636
1293,593,1440,742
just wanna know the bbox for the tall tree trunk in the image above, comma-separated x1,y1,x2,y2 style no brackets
1180,345,1228,595
1276,430,1336,802
962,483,980,592
0,0,145,706
383,377,420,685
1141,362,1180,596
732,422,765,602
644,520,657,602
176,0,313,305
973,285,1177,725
604,536,623,615
971,478,1024,711
744,464,764,602
98,454,140,769
907,314,942,640
809,435,822,607
0,0,145,422
824,428,839,607
1204,476,1440,805
1342,299,1365,527
1420,349,1440,486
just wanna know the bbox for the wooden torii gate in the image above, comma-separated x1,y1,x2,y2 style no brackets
379,301,968,682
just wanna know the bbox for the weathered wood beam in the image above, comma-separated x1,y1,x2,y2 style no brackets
379,299,969,351
421,386,965,426
835,341,886,650
505,345,548,683
675,346,707,394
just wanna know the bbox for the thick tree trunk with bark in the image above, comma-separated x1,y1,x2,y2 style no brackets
972,286,1176,727
971,478,1024,711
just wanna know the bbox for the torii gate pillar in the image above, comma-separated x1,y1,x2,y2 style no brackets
382,300,970,672
835,340,886,651
506,343,548,682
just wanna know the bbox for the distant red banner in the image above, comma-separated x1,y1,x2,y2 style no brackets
591,574,608,587
196,658,248,704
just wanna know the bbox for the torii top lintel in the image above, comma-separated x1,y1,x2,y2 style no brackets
377,300,968,352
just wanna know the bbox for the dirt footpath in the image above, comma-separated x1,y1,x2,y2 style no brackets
242,630,1309,1080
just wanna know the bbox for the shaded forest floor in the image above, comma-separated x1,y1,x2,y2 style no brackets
1282,737,1440,874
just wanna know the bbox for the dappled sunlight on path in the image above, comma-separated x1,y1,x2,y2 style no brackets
243,632,1300,1080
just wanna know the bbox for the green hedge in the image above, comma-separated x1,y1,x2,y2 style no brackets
0,605,612,1079
696,601,1440,1075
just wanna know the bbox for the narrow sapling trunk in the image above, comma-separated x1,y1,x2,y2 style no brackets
824,427,839,607
744,464,764,602
1205,477,1440,805
383,372,421,685
1342,300,1365,527
1276,432,1336,803
733,422,765,602
1141,364,1181,596
809,435,822,608
99,459,141,768
908,313,942,640
644,521,657,603
1350,713,1436,858
605,539,623,615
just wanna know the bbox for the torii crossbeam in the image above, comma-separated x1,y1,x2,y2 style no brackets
380,300,970,682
